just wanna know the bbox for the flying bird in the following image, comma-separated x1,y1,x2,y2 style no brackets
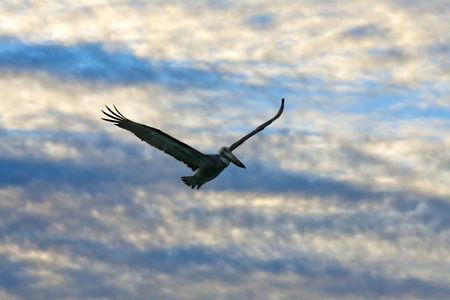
101,99,284,189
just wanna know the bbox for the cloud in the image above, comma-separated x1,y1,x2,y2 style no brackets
1,0,448,88
343,24,388,39
0,0,449,299
247,13,275,29
2,230,450,299
0,255,32,293
0,38,235,90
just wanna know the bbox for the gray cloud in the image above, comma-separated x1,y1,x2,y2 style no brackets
2,235,450,299
343,24,388,39
0,38,238,90
0,0,449,299
0,255,33,293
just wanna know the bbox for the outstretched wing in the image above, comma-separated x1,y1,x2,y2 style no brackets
101,105,207,171
229,99,284,151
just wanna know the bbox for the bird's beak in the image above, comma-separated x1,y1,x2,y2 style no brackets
225,151,246,169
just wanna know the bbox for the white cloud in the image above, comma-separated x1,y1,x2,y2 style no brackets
0,0,449,298
0,0,448,87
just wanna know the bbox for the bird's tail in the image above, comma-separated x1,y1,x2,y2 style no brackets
181,176,202,189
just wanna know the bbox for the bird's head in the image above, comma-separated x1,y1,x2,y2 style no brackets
218,146,245,169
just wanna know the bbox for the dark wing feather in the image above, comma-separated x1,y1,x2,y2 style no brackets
229,99,284,151
101,105,206,171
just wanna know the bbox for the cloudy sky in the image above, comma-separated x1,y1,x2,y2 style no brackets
1,0,450,299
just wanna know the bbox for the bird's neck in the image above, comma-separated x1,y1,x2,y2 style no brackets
219,155,231,166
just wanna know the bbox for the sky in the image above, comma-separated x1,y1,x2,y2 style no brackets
0,0,449,299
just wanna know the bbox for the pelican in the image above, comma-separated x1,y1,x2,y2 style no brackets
101,99,284,189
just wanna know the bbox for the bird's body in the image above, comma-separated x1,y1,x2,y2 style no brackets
181,154,228,189
101,99,284,189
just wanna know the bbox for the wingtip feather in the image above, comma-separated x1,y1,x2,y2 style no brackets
113,105,126,118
